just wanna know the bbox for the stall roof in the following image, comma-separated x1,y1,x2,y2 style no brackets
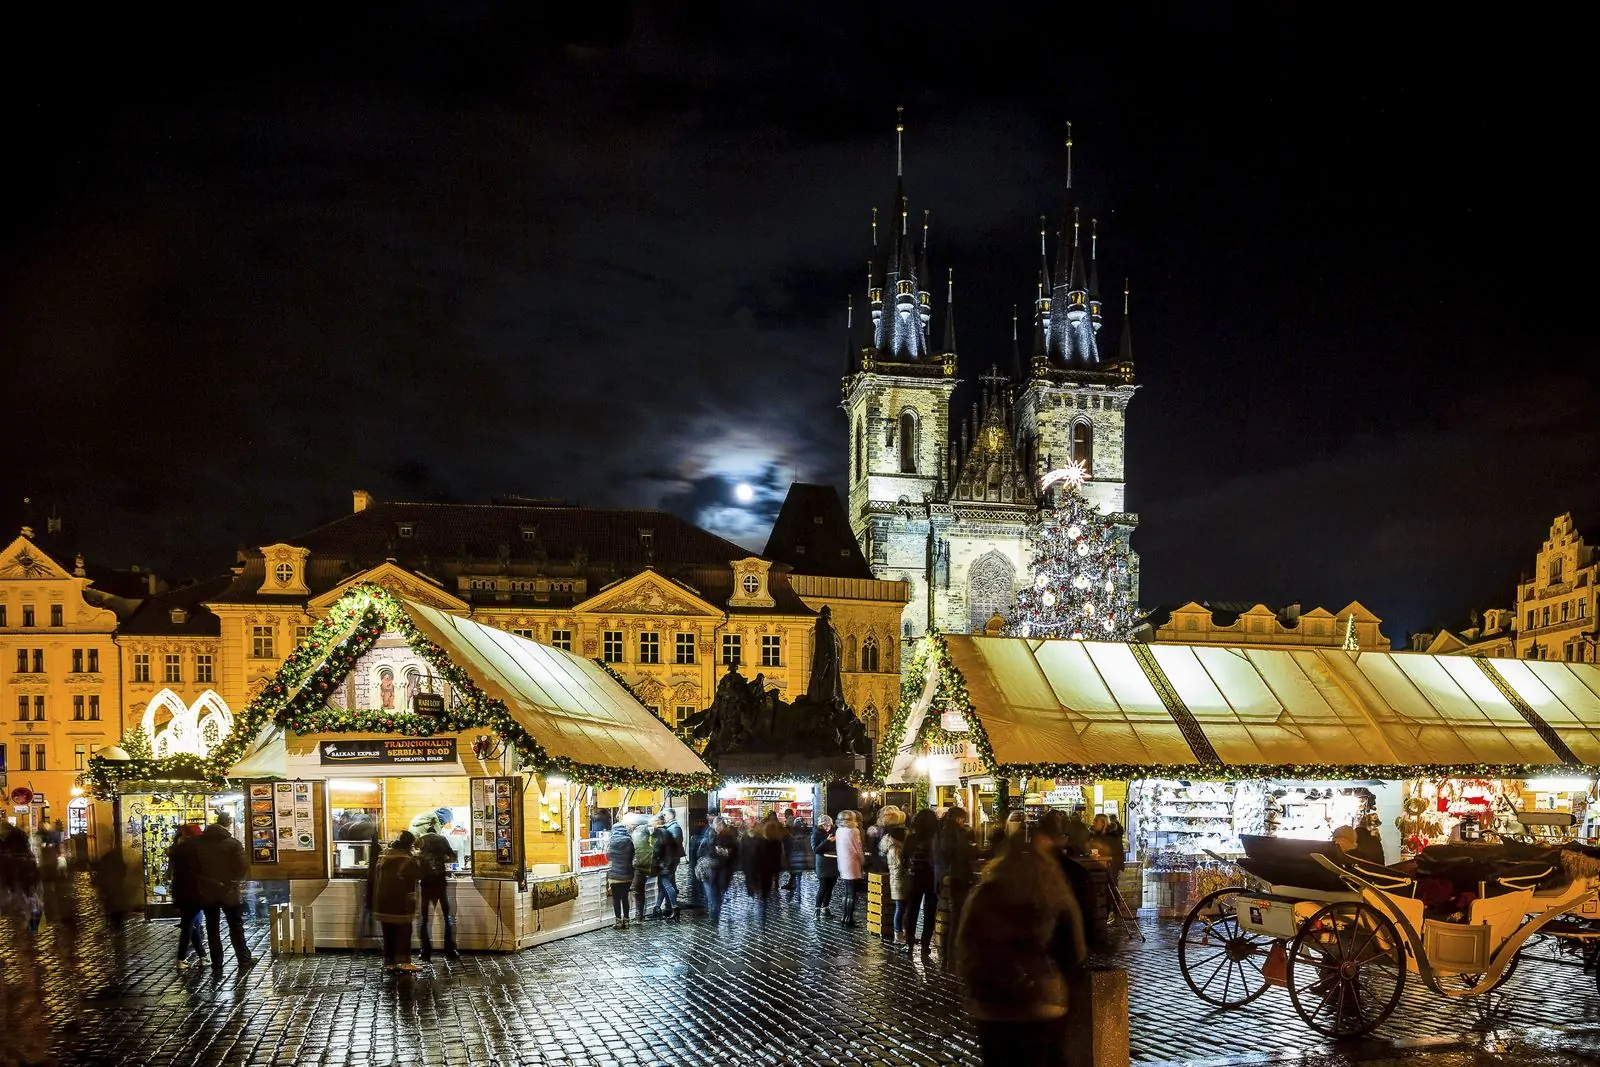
401,599,713,781
891,635,1600,780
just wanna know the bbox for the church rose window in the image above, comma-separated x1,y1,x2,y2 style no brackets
967,551,1016,634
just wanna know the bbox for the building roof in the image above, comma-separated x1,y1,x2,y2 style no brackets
887,635,1600,779
762,484,874,580
118,577,229,637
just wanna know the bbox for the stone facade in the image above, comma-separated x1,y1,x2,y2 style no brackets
1516,513,1598,662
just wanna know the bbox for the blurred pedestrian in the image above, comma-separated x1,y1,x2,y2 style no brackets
37,820,75,928
696,816,737,921
607,819,636,928
780,808,806,901
901,809,939,954
91,842,133,931
955,810,1087,1067
631,815,659,921
685,813,708,909
167,824,208,968
413,811,459,962
372,831,421,972
749,815,785,922
0,829,42,933
835,810,865,927
878,807,908,945
934,806,976,968
812,814,839,918
195,811,255,972
655,810,684,919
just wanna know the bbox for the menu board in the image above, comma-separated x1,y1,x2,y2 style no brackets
244,779,330,881
470,776,523,882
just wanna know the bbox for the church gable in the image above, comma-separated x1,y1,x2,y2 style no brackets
577,569,719,618
308,561,468,614
0,535,74,580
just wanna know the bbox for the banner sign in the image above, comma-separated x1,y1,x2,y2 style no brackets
319,737,457,765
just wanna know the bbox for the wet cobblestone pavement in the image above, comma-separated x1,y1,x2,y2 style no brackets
5,875,1600,1066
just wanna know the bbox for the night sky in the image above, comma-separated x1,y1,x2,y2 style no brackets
5,4,1594,642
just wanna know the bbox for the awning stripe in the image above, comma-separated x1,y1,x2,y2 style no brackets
1130,642,1222,765
1473,656,1581,767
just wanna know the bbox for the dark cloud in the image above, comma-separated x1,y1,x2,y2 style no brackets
3,4,1593,643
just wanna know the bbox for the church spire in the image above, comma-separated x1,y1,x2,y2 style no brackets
1088,218,1103,329
870,107,934,362
943,268,957,354
1118,279,1134,364
844,294,856,376
1011,304,1022,380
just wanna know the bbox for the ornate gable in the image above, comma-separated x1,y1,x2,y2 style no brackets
0,535,74,580
308,561,468,614
578,569,719,617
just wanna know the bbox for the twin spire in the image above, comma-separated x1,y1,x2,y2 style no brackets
849,111,1132,378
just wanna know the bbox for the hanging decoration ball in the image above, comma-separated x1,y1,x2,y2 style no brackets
1066,525,1082,539
1072,575,1089,590
1034,574,1048,590
1041,591,1056,607
1076,543,1090,557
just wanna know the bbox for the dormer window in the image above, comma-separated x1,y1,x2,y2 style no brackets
639,529,654,550
742,574,760,596
521,525,538,542
170,608,189,625
274,563,294,586
257,544,310,596
397,523,414,539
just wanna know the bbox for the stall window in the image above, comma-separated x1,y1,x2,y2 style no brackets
721,633,742,666
638,632,661,664
602,631,624,663
550,629,573,651
329,780,386,878
761,635,781,667
675,633,696,664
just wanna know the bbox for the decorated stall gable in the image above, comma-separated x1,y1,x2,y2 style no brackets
86,583,720,797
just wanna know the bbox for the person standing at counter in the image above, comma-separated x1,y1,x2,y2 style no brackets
607,820,636,929
414,812,459,962
373,831,421,972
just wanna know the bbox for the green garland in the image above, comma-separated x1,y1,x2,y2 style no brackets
85,584,722,798
715,771,880,788
877,632,1595,787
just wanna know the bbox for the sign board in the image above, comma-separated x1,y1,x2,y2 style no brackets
10,786,33,807
470,776,524,883
319,737,457,765
244,779,329,882
411,693,445,716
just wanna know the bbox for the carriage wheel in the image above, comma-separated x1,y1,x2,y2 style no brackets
1178,888,1272,1008
1286,901,1405,1038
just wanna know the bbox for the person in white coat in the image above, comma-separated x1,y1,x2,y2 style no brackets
834,810,866,928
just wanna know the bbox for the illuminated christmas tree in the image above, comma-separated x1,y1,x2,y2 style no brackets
1012,461,1135,640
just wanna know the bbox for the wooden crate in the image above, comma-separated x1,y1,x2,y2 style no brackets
865,872,890,937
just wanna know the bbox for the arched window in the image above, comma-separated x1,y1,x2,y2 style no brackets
899,410,918,473
1072,420,1094,476
861,635,880,673
967,551,1016,634
854,417,865,482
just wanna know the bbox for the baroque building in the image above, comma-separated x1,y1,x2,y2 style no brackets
843,119,1138,639
205,493,907,741
1135,600,1391,651
1516,513,1597,662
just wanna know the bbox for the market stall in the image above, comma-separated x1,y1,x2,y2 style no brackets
881,634,1600,913
88,585,716,951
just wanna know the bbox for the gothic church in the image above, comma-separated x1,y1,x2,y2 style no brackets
843,120,1140,640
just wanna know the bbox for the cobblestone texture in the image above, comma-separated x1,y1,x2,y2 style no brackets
4,874,1600,1067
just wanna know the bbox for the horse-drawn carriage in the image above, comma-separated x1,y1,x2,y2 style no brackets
1177,833,1600,1037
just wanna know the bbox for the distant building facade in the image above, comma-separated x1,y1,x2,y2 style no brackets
1413,609,1516,658
1516,513,1597,662
1135,600,1391,652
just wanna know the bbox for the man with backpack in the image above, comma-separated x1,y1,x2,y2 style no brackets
413,809,459,962
630,815,658,921
653,810,684,919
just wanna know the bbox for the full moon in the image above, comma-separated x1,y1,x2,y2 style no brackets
734,483,755,503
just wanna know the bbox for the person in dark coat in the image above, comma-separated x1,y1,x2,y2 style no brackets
606,820,637,928
901,809,940,954
779,809,806,900
933,807,976,968
695,817,737,921
812,814,839,917
413,812,459,961
194,812,254,972
167,823,208,968
0,829,42,933
654,811,684,919
747,816,785,922
372,831,421,971
956,810,1087,1067
684,815,707,908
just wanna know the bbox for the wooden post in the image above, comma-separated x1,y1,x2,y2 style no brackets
1066,966,1129,1067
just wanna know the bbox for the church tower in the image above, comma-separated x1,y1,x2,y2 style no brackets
843,110,957,637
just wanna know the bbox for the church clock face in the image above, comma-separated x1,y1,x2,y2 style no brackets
741,574,759,595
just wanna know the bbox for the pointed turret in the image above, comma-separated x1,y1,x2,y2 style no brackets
1117,279,1134,365
844,294,856,376
870,107,935,362
1010,305,1022,380
943,268,957,354
1044,124,1100,367
1088,218,1103,330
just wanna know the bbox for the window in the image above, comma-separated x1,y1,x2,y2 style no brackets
251,625,275,659
133,653,151,683
602,630,624,663
16,696,26,720
163,654,182,683
1543,606,1551,628
1582,599,1589,620
550,629,573,652
854,417,865,482
1072,420,1094,476
33,696,45,721
1566,644,1576,662
861,635,880,673
89,695,100,721
741,573,760,596
73,695,84,721
721,633,742,666
295,625,314,642
0,605,5,626
22,605,35,627
1527,610,1536,631
899,410,918,473
33,744,44,770
87,648,99,673
674,705,696,725
18,744,29,771
31,649,43,673
274,562,295,586
15,649,26,673
72,649,83,673
75,744,86,771
50,604,63,627
761,634,781,667
196,655,214,683
675,633,696,665
639,632,661,664
1563,601,1572,623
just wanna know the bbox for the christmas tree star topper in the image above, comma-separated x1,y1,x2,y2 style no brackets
1040,460,1089,493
